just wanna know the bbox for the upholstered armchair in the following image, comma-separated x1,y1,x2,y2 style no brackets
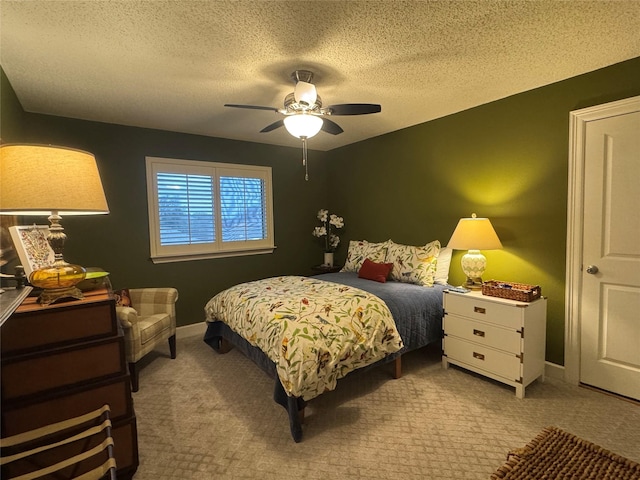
115,287,179,392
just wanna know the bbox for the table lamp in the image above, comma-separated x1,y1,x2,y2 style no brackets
447,213,502,290
0,144,109,305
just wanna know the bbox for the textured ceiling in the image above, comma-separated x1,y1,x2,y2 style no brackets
1,1,639,151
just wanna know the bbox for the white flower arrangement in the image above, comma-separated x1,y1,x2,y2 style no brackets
312,209,344,253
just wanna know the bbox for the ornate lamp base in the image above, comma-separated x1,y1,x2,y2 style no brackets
37,286,85,306
30,261,86,305
462,276,484,290
461,249,486,290
28,212,87,305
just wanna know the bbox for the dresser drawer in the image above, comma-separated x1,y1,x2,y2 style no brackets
1,376,132,436
1,337,126,400
444,293,523,330
0,415,137,480
444,314,522,353
112,416,139,478
1,300,117,356
444,336,521,381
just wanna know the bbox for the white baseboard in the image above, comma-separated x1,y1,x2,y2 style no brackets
545,361,565,380
176,321,207,339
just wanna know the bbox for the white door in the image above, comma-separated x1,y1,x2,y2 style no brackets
577,98,640,400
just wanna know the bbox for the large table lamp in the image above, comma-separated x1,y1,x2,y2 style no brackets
447,213,502,290
0,144,109,305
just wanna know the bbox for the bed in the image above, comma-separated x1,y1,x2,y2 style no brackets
203,240,450,442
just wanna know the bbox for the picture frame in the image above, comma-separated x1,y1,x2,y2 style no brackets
8,225,55,279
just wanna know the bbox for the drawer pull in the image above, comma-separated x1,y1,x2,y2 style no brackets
473,329,485,337
473,352,485,361
474,306,486,314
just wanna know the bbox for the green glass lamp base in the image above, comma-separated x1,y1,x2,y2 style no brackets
30,262,86,306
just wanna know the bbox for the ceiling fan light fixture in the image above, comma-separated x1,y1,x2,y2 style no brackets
284,114,323,139
294,81,317,107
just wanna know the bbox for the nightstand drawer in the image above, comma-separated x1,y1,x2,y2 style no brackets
444,293,522,330
444,336,521,381
444,314,522,353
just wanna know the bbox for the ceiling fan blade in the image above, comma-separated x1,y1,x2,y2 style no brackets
321,118,344,135
224,104,280,112
326,103,381,115
260,120,284,133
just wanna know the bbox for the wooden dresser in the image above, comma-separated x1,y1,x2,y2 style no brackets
1,289,139,479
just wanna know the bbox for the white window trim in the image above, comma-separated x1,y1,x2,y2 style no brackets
146,156,275,263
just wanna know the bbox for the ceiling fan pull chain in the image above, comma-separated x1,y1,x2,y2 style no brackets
302,137,309,181
302,137,307,166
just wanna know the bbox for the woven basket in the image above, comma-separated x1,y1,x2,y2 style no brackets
482,280,541,302
490,426,640,479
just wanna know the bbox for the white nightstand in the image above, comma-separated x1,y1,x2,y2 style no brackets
442,290,547,399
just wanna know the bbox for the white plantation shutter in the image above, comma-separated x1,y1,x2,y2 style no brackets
157,173,215,245
219,176,266,242
147,157,274,263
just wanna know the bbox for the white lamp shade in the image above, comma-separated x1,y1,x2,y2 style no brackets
0,144,109,216
447,215,502,250
294,81,317,106
284,114,323,139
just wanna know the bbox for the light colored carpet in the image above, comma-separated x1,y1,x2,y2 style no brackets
131,331,640,479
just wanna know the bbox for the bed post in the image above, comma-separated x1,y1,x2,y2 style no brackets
273,381,306,442
218,337,234,353
393,356,402,379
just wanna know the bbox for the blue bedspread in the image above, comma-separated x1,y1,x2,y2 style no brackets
315,272,446,355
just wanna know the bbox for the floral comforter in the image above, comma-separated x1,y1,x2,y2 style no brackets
204,276,403,400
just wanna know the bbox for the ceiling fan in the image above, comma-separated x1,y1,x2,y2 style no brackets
224,70,381,180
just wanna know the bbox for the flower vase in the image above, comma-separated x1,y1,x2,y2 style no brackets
323,252,334,267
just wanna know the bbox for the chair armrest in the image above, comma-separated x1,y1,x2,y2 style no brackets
115,306,138,329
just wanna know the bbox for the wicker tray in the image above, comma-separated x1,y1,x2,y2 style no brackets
482,280,541,302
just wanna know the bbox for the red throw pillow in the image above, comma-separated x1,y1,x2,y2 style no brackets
358,258,394,283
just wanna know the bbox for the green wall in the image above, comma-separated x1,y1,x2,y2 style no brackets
1,69,331,327
3,57,639,365
0,69,24,140
327,57,640,365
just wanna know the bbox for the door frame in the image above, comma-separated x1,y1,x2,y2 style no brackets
564,95,640,385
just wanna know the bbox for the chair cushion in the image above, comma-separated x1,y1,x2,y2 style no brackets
138,313,172,345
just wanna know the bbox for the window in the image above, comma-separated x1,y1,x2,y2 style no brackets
146,156,274,263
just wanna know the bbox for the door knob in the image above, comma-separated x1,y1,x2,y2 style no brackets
586,265,599,274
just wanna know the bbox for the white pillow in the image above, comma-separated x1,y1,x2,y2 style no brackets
385,240,441,286
434,247,452,285
341,240,390,273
